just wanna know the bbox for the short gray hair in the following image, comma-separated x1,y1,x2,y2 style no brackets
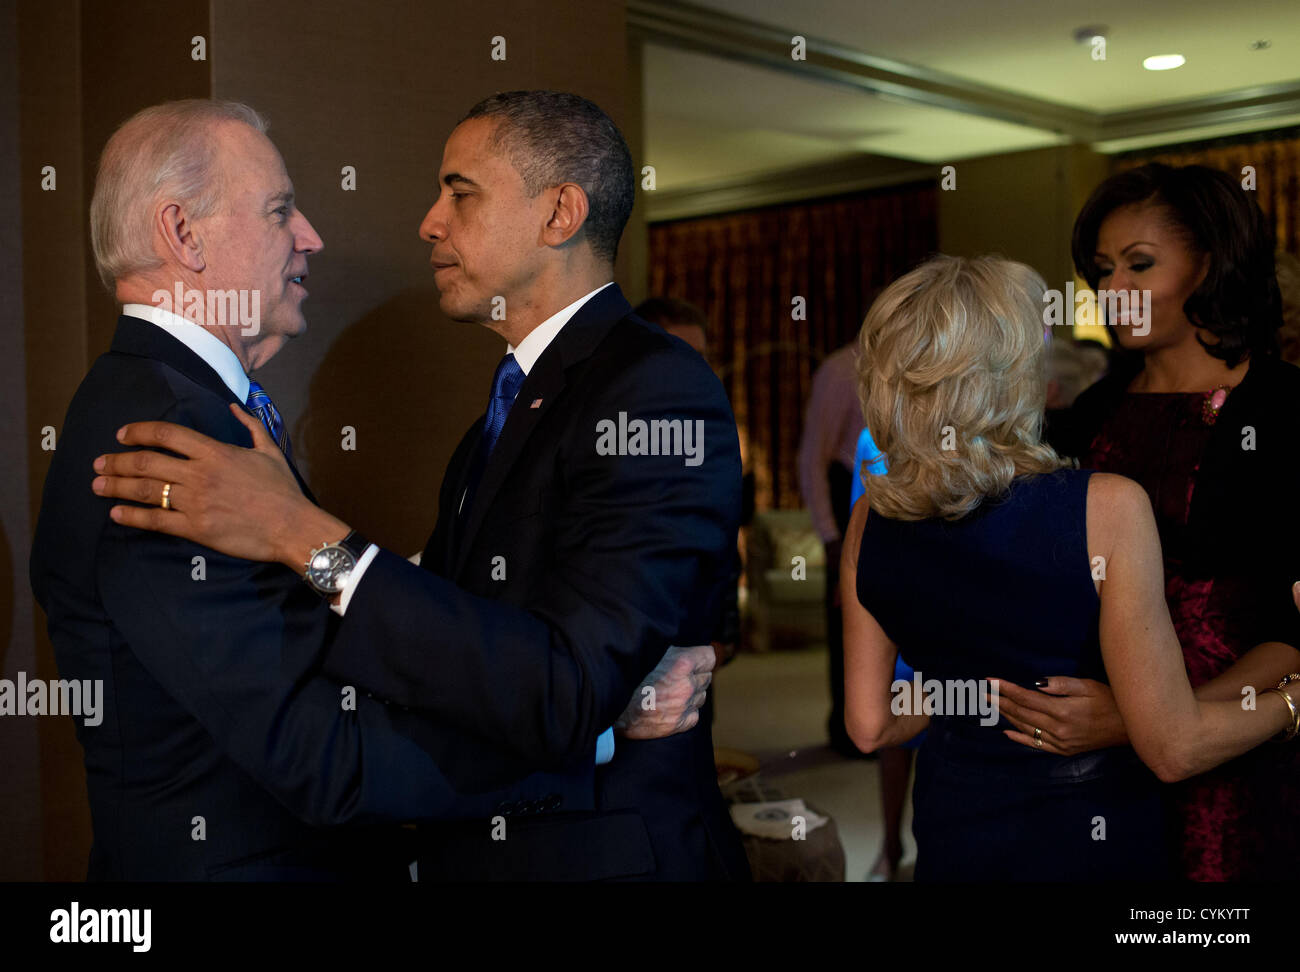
460,91,634,264
89,99,268,291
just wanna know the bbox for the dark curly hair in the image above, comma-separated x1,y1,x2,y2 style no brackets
1070,163,1281,367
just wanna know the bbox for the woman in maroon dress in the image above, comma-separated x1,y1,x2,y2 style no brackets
994,163,1300,880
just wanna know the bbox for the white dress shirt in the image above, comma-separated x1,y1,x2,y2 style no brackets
123,303,250,403
508,282,614,373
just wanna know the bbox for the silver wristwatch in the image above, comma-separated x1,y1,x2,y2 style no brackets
303,530,369,597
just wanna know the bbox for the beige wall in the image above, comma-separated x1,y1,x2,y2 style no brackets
213,0,639,554
7,0,637,879
938,143,1110,290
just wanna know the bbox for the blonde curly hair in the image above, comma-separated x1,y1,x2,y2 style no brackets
856,254,1068,521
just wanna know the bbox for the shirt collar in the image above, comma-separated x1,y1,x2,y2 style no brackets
122,302,251,403
507,282,614,376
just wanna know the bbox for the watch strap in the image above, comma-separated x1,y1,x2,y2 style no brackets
338,530,370,559
303,531,369,597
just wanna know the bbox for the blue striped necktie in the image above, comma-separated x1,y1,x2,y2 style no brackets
246,378,293,460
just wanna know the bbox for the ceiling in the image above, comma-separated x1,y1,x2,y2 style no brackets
638,0,1300,197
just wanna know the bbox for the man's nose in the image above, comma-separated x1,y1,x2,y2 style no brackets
294,211,324,254
419,201,447,242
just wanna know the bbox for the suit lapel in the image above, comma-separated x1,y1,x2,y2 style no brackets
451,285,632,580
110,315,315,501
284,449,315,504
425,416,484,575
112,315,240,406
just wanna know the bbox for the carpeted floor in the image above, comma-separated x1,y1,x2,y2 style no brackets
712,646,917,882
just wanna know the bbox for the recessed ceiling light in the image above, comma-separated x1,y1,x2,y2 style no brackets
1143,54,1186,71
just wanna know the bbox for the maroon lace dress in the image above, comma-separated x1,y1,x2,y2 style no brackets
1086,391,1300,880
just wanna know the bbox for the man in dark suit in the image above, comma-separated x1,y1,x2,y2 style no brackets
34,98,708,881
93,91,751,880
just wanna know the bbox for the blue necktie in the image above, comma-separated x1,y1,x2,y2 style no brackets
246,378,293,460
461,354,525,519
481,354,526,456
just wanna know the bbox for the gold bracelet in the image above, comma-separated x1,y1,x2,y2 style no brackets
1266,686,1299,742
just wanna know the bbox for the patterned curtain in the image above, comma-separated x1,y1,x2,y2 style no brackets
647,183,938,512
1113,128,1300,256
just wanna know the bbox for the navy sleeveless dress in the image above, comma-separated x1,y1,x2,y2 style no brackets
855,468,1170,881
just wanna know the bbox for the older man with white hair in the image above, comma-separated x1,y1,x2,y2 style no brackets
30,99,705,881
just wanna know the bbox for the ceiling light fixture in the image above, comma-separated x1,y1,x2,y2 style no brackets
1143,54,1186,71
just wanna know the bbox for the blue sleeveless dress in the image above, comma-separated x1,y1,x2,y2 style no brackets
855,468,1170,880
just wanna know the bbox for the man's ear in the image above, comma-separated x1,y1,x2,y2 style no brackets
541,183,589,248
157,201,206,273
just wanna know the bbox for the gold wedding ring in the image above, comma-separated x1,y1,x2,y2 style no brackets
161,482,172,510
1033,727,1043,747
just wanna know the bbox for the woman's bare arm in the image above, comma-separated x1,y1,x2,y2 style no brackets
1093,473,1293,781
842,495,929,751
1194,641,1300,702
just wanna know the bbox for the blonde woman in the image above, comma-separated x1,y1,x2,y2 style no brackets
841,255,1299,881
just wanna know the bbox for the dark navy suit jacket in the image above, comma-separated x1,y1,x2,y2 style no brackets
323,284,752,881
30,316,587,880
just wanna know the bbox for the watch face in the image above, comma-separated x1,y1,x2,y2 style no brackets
308,546,355,592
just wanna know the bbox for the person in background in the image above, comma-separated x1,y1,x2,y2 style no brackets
636,296,708,357
997,163,1300,880
797,342,866,757
1041,338,1110,455
635,296,744,666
